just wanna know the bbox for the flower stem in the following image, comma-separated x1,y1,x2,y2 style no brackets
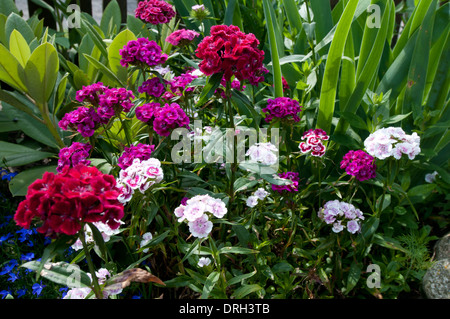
79,228,103,299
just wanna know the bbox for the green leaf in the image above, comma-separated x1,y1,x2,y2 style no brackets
100,0,122,37
24,42,59,106
84,53,125,87
88,223,108,261
0,101,58,148
136,230,171,253
0,43,26,92
9,165,57,196
5,13,35,44
80,17,108,60
231,284,263,299
407,184,436,201
55,72,68,112
346,261,362,294
338,111,367,130
263,0,283,97
334,0,391,134
316,0,359,133
283,0,303,36
195,72,223,107
0,0,19,16
21,260,91,288
217,246,259,255
0,141,54,167
227,269,257,286
201,271,220,299
9,29,30,68
108,29,137,85
403,0,437,122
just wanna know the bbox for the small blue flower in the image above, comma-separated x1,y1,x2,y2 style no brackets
16,228,34,242
7,272,19,282
131,293,142,299
20,252,35,261
32,281,46,297
0,260,18,275
59,287,69,299
0,233,13,245
0,289,13,299
1,171,18,181
16,289,27,298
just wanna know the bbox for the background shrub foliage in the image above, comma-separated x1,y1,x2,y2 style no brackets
0,0,449,299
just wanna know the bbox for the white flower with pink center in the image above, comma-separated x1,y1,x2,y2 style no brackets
116,157,164,204
174,194,227,238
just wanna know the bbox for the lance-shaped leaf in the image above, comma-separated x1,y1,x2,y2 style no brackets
21,261,92,289
316,0,359,134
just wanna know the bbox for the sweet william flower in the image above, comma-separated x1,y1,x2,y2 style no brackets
166,29,200,46
340,150,376,182
246,195,259,208
174,195,227,238
14,165,124,238
196,25,267,85
120,38,168,68
188,214,213,238
135,0,176,25
263,97,302,123
299,129,329,157
363,127,420,160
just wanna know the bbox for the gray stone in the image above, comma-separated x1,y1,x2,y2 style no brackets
434,233,450,261
422,258,450,299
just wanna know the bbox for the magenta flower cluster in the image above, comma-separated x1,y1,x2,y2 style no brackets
118,143,156,170
299,129,329,157
57,142,91,173
135,0,176,25
153,103,190,136
272,172,300,193
166,29,200,46
262,97,302,123
166,71,198,98
136,102,190,137
138,77,167,98
120,38,168,68
340,150,376,181
59,83,135,138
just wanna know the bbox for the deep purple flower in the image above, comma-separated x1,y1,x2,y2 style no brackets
262,97,302,123
138,77,167,98
340,150,376,181
152,103,190,137
120,38,168,68
135,102,161,124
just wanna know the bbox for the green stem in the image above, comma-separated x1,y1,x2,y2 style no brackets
40,102,65,149
119,114,132,146
226,81,237,204
79,228,103,299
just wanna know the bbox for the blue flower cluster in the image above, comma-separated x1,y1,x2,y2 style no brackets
0,208,56,299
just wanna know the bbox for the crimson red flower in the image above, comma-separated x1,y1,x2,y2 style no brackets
196,25,267,85
14,165,124,238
